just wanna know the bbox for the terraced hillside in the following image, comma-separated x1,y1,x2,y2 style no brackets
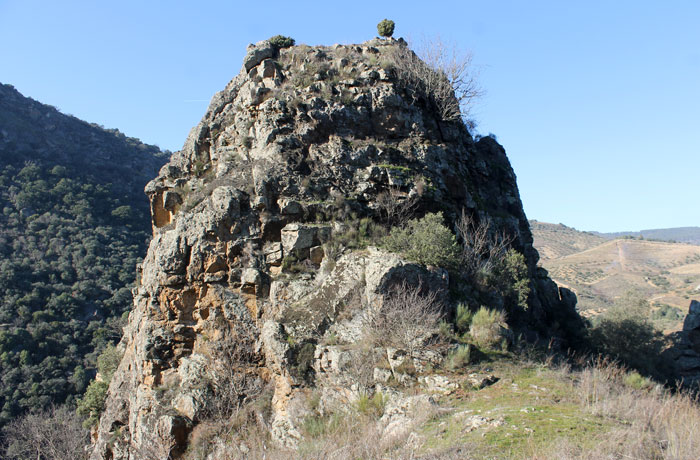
532,222,700,328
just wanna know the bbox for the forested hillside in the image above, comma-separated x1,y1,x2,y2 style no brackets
0,83,168,425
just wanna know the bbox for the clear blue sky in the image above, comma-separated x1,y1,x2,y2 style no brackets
1,0,698,232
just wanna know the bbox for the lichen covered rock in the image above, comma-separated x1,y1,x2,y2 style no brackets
90,39,582,459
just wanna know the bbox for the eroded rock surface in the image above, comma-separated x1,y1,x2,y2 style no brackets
669,300,700,388
90,38,582,459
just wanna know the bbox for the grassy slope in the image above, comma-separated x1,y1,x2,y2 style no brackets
212,353,700,460
421,358,615,458
529,221,606,261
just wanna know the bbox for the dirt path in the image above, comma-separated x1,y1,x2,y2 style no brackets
616,241,627,271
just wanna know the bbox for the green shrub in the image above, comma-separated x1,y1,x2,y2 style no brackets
356,391,386,417
76,380,109,428
438,320,454,341
445,344,472,371
331,217,385,251
588,298,666,377
96,344,122,381
268,35,295,49
488,249,530,310
624,371,654,390
455,303,473,334
469,307,506,349
383,212,460,268
651,303,682,321
76,345,123,427
377,19,395,38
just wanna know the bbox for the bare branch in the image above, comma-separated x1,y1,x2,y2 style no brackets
2,405,89,460
376,186,419,228
456,209,513,278
364,281,444,358
203,333,263,422
389,38,482,125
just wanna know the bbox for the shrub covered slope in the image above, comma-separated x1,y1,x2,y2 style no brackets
0,83,168,425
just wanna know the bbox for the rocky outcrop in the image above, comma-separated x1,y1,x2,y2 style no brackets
90,38,582,459
669,300,700,388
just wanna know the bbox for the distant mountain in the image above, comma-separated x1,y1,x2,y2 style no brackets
0,83,169,425
594,227,700,245
531,221,700,329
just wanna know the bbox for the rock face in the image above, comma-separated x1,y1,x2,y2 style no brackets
669,300,700,388
90,39,582,459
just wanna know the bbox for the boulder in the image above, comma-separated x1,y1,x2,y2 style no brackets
281,224,315,254
243,42,275,72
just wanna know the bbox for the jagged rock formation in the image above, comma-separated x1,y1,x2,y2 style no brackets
669,300,700,388
90,39,582,459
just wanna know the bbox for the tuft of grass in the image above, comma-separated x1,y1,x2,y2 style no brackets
445,344,472,371
623,371,654,390
355,391,387,418
469,306,506,349
454,303,473,334
302,413,344,438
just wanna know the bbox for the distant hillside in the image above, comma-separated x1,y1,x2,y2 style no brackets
0,83,169,425
594,227,700,245
529,220,606,260
531,221,700,329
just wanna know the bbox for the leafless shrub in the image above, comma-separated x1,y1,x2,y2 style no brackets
346,347,383,391
204,333,264,422
455,209,512,279
376,186,419,227
390,38,481,125
1,404,89,460
364,282,444,358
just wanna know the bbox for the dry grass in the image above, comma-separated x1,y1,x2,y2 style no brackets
182,353,700,460
565,361,700,460
423,355,700,460
208,404,438,460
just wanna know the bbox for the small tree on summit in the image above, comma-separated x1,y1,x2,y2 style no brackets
377,19,395,38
